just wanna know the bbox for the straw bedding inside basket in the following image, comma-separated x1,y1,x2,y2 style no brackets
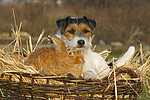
0,22,149,99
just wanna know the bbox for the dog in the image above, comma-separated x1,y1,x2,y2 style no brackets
25,35,83,77
55,16,111,79
55,16,96,51
55,16,136,80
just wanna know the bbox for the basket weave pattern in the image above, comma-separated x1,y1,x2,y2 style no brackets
0,67,143,100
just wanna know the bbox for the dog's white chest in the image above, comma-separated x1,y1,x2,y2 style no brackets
82,49,110,79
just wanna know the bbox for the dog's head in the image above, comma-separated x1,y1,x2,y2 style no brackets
56,16,96,51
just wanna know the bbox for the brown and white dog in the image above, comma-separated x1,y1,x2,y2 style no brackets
55,16,95,52
55,16,135,79
55,16,110,79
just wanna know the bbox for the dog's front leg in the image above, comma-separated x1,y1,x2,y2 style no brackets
83,70,98,80
82,49,98,80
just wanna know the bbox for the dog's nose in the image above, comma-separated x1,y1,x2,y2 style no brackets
78,40,85,47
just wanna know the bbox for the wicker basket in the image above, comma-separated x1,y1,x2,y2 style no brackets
0,31,146,99
0,67,143,100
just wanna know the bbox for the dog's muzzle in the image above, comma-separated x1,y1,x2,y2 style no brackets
78,40,85,47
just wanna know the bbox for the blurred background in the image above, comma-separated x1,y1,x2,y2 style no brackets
0,0,150,53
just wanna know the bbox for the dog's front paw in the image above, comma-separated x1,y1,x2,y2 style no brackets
83,71,98,80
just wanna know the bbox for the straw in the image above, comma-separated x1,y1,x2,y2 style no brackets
33,29,45,52
121,74,142,98
29,36,33,53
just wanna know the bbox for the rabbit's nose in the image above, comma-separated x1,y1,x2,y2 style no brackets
78,40,85,47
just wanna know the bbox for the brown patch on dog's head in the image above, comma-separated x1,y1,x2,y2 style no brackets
56,16,96,41
64,23,92,41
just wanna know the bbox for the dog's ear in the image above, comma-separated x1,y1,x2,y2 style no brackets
83,16,96,31
56,16,71,31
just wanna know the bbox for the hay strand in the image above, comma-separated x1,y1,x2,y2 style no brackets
29,36,33,53
33,29,45,52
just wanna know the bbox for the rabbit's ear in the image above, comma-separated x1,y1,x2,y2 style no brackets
48,35,66,51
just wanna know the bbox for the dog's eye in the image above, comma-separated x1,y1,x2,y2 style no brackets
83,29,89,34
68,29,75,34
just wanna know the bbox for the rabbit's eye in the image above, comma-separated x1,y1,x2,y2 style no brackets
68,52,73,55
49,39,53,43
